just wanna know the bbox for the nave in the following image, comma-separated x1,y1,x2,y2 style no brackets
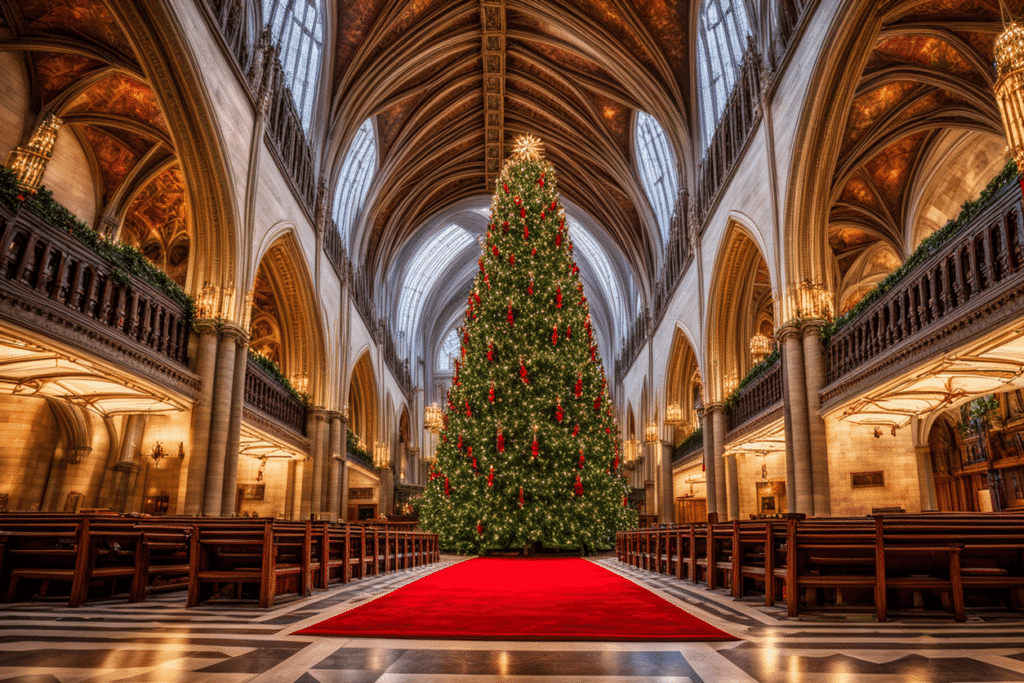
1,556,1023,683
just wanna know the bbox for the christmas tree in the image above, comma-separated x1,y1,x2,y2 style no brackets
418,135,637,553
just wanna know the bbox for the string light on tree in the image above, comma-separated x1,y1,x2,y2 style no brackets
417,134,636,553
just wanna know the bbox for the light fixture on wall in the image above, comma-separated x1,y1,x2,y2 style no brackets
424,403,442,433
749,333,773,363
996,15,1024,170
4,112,62,192
665,403,684,428
644,420,659,443
373,442,391,470
150,441,185,468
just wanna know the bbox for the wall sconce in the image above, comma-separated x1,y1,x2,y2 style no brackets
373,442,391,470
644,420,659,443
150,441,185,468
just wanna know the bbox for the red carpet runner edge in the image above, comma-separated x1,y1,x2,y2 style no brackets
294,557,738,641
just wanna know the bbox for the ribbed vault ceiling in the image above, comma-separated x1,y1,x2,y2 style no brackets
326,0,692,293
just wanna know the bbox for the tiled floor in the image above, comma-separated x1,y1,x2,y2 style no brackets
1,555,1023,682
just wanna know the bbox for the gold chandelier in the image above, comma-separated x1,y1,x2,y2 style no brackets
373,442,391,470
424,402,443,433
996,20,1024,170
749,332,773,363
665,403,684,428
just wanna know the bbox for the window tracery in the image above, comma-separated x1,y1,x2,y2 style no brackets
262,0,324,131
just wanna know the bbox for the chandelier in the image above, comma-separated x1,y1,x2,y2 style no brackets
424,402,443,433
749,332,773,363
996,21,1024,170
373,442,391,470
150,441,185,468
665,403,684,428
644,420,659,443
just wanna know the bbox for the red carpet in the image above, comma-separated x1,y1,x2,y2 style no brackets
294,558,737,641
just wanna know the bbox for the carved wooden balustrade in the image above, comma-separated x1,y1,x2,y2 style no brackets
825,181,1024,398
615,308,650,385
726,357,783,435
244,354,307,437
0,205,190,367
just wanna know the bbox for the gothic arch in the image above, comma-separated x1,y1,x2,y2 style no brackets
665,325,703,440
348,351,378,448
248,229,329,402
706,219,775,401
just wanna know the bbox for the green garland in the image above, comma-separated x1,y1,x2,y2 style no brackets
346,428,373,466
821,159,1020,345
0,166,195,327
247,349,309,404
674,426,703,461
724,349,780,410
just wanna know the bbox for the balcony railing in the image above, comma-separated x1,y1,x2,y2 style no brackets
244,354,307,437
825,180,1024,392
0,204,190,367
726,356,783,435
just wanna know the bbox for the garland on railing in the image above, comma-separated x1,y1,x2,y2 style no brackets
247,349,310,404
674,426,704,461
0,166,195,327
346,428,373,465
821,159,1021,345
724,349,780,411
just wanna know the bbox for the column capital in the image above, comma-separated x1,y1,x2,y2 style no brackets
219,321,249,345
776,322,802,340
326,409,346,423
194,318,219,336
801,318,827,336
307,406,328,421
703,401,725,415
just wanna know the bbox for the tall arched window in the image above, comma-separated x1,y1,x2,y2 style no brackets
634,112,679,244
332,119,377,244
436,328,460,373
696,0,752,148
263,0,324,131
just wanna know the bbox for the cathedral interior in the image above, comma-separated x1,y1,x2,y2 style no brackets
1,0,1024,680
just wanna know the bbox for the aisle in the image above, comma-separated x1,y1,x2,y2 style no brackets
295,557,736,641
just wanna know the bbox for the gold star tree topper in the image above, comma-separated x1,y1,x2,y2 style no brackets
510,134,544,162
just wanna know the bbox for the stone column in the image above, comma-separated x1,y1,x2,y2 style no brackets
110,414,146,512
220,330,249,516
340,461,350,521
181,320,219,515
914,444,938,511
725,451,740,521
802,321,831,516
779,324,814,515
305,408,327,519
708,402,728,519
203,324,242,516
327,412,344,521
660,441,675,524
702,407,718,517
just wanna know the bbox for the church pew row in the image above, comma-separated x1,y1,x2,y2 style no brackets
0,513,439,607
616,513,1024,622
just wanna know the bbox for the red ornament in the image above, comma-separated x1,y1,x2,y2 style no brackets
509,253,515,266
474,292,481,305
622,495,628,507
574,475,584,496
578,451,585,468
556,233,562,247
538,176,545,187
612,454,619,470
460,345,466,358
489,381,495,404
594,395,602,412
520,358,529,383
518,486,525,507
468,445,473,459
479,258,484,272
540,211,545,220
566,325,571,339
520,207,527,219
472,456,477,471
507,302,514,326
431,471,441,481
527,274,534,296
465,399,472,417
532,437,539,459
514,195,521,205
503,183,508,193
445,476,451,497
551,200,556,211
590,345,597,362
484,272,490,288
524,224,529,240
502,221,509,232
487,340,494,362
497,428,504,453
552,325,558,346
477,521,484,534
574,374,582,398
492,244,499,257
555,398,563,423
457,433,463,450
487,465,495,487
572,423,579,437
556,286,563,308
531,247,537,256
